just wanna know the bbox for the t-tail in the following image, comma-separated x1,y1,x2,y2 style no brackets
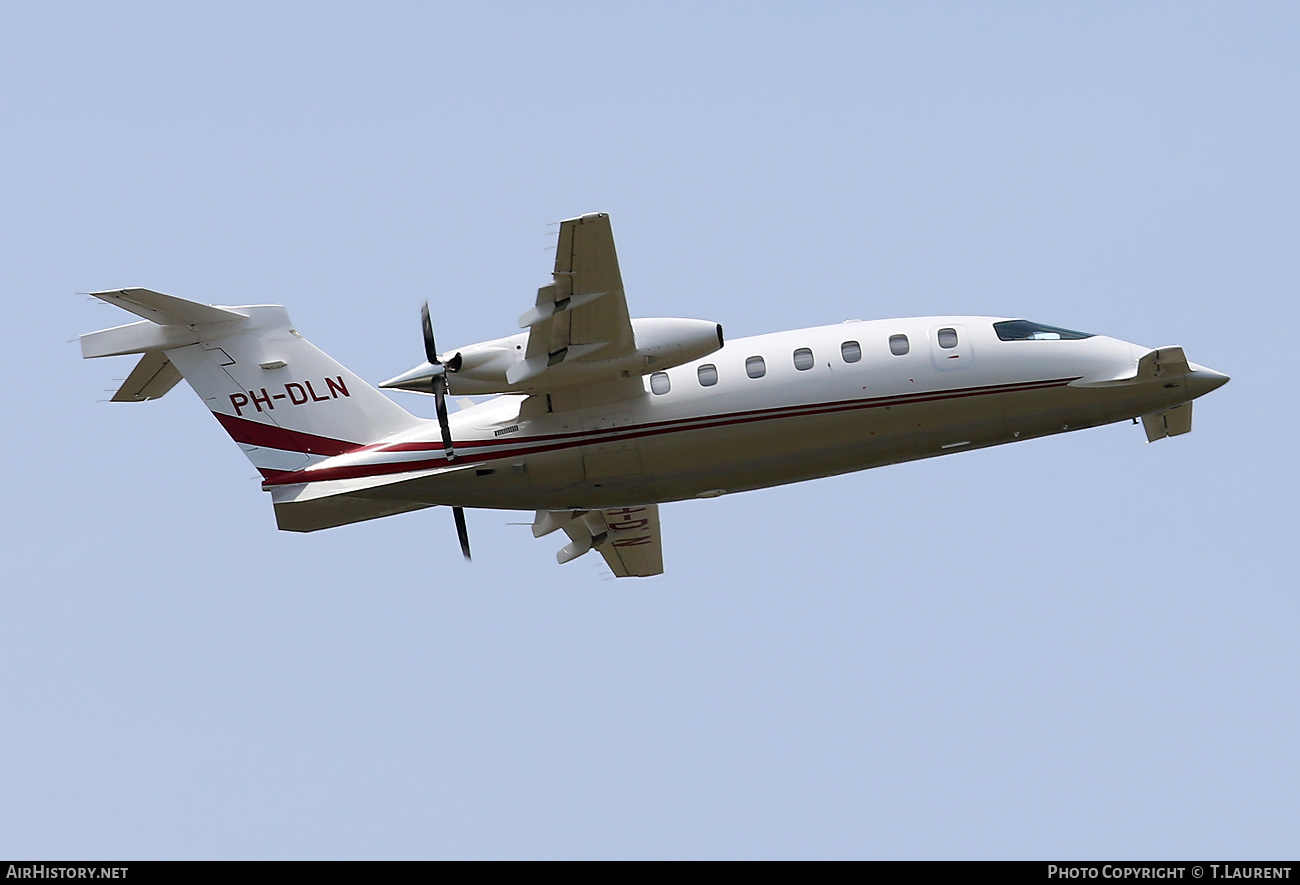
81,288,428,518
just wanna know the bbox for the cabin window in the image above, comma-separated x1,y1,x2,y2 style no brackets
746,356,767,378
889,334,910,356
793,347,814,371
697,364,718,387
938,328,959,349
841,341,862,363
650,372,671,395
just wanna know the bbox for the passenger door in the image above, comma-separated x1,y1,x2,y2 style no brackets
929,323,973,372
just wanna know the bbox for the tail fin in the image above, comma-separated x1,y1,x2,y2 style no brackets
81,288,423,476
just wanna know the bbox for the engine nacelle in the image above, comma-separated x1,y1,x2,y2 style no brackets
624,318,726,374
381,318,724,396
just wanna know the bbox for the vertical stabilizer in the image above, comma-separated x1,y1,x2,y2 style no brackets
82,289,423,476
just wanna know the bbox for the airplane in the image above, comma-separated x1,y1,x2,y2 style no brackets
80,212,1228,577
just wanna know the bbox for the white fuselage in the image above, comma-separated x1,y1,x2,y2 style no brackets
274,316,1222,512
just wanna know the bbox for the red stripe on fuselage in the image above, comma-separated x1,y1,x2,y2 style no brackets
212,412,361,456
355,376,1075,455
258,376,1080,487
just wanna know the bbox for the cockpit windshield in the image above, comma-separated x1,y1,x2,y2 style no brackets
994,320,1093,341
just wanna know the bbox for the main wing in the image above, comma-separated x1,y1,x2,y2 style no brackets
384,212,721,399
506,212,636,385
533,506,663,577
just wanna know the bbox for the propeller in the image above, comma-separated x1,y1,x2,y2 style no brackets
420,302,472,562
422,302,459,460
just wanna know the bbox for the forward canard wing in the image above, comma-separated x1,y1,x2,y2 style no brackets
1142,403,1193,442
532,505,663,577
1070,346,1192,388
1069,345,1222,442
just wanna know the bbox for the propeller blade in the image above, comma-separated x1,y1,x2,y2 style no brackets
419,302,457,460
453,506,472,561
433,376,456,460
421,301,440,365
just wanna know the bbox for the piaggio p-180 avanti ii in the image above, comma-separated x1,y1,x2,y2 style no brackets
81,213,1228,576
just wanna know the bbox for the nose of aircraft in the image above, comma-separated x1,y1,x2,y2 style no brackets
1185,365,1230,400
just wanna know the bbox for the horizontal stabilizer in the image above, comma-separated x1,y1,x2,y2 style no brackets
89,288,248,326
111,350,182,401
1143,402,1193,442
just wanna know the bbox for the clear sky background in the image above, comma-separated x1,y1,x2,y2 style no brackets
3,1,1295,860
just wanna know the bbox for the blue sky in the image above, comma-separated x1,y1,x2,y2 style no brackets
3,1,1296,859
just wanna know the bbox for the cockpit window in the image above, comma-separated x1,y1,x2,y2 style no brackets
994,320,1093,341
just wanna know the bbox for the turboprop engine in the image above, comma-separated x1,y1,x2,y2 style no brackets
381,317,724,396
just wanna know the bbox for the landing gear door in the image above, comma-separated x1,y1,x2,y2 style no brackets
929,323,973,372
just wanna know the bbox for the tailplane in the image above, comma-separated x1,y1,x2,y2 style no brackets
81,288,424,477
